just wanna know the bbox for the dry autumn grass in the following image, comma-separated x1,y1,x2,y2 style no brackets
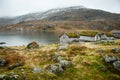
0,40,120,80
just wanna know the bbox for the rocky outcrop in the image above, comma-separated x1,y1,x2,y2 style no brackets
111,48,120,53
113,61,120,71
49,53,72,74
0,74,7,80
104,55,117,63
48,64,64,74
59,60,72,70
33,68,44,73
8,63,22,70
0,58,7,67
27,41,39,49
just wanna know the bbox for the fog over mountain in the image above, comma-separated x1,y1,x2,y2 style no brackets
0,6,120,32
0,6,120,27
0,0,120,17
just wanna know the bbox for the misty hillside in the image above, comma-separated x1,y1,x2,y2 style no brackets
0,6,120,27
0,6,120,31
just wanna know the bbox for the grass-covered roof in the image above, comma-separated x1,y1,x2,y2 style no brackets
66,30,114,38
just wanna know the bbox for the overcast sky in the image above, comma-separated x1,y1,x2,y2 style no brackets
0,0,120,17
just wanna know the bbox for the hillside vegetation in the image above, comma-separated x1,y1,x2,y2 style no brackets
0,40,120,80
0,20,120,32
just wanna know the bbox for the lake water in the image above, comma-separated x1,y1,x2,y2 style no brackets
0,31,59,46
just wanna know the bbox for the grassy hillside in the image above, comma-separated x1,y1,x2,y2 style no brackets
0,20,120,32
0,40,120,80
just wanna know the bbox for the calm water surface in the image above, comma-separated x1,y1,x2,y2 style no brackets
0,31,59,46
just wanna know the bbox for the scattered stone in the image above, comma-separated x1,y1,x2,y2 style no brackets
96,49,104,53
0,74,7,79
104,55,117,63
33,68,44,73
51,53,60,62
0,58,7,67
21,69,24,72
8,63,22,70
57,56,63,62
113,61,120,71
111,48,120,53
59,60,72,69
8,72,19,80
8,65,16,70
48,64,63,74
99,66,107,72
27,41,39,49
58,44,68,50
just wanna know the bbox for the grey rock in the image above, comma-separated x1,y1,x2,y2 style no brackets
48,64,63,74
58,44,68,50
8,65,16,70
0,74,7,79
21,69,24,72
57,56,63,62
8,72,19,80
8,63,22,70
113,61,120,71
51,53,60,62
0,58,7,67
111,48,120,53
27,41,39,49
33,68,44,73
99,66,107,72
104,55,117,63
59,60,72,69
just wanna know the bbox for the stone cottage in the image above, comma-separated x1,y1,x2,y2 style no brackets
79,33,115,42
59,32,115,44
59,33,70,45
111,30,120,39
79,33,101,42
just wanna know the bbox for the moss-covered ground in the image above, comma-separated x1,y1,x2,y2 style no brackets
0,40,120,80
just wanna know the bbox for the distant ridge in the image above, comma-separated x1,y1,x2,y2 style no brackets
0,6,120,31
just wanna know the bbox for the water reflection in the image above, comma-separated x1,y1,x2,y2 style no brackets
0,31,59,46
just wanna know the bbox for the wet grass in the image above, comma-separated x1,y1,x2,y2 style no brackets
0,41,120,80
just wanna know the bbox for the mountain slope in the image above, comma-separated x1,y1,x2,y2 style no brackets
0,6,120,27
41,6,120,21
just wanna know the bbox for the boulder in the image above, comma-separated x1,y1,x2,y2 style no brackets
33,68,44,73
59,60,72,70
48,64,63,74
104,55,117,63
8,63,22,70
51,53,60,62
27,41,39,49
99,66,107,72
8,65,17,70
0,74,7,79
57,56,63,62
58,44,68,50
0,58,7,67
51,54,64,62
111,48,120,53
7,72,19,80
113,61,120,71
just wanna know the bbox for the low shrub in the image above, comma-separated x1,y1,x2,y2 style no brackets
4,54,25,64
